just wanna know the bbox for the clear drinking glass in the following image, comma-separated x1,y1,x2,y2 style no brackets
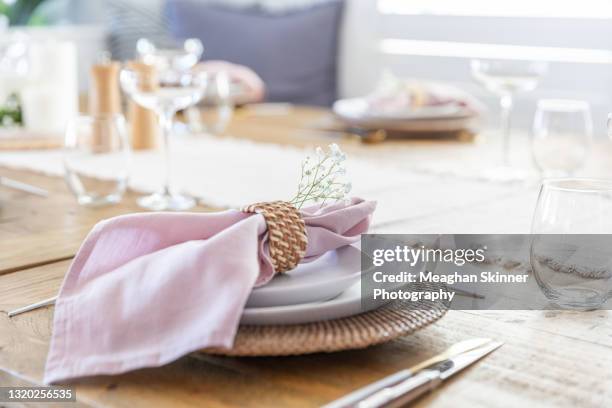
532,99,592,178
63,114,131,206
187,70,234,134
471,59,548,180
531,179,612,309
120,67,206,211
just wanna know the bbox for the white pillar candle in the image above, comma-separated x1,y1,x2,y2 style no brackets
21,86,70,135
21,41,78,135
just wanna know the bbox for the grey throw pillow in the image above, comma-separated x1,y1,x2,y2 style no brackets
165,0,344,106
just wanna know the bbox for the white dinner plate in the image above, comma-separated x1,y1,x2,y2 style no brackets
241,280,390,325
246,245,362,308
333,97,471,121
333,97,476,133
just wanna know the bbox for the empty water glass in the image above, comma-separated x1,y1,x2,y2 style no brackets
64,114,131,206
532,99,592,178
187,70,234,134
531,178,612,309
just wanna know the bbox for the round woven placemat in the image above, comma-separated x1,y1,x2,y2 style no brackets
202,300,447,357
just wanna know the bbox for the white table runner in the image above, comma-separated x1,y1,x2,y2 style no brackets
0,134,538,233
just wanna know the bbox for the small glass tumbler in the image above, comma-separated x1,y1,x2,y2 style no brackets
531,178,612,309
532,99,592,178
63,114,131,206
187,70,234,134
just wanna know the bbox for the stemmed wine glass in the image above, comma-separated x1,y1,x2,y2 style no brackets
136,38,203,72
122,37,205,211
120,67,207,210
471,59,548,180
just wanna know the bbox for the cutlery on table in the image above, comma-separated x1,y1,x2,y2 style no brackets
323,338,502,408
0,176,49,197
8,296,57,317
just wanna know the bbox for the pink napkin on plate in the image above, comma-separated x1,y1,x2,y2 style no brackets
44,198,375,384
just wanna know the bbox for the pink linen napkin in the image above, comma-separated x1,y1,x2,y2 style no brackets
44,198,375,384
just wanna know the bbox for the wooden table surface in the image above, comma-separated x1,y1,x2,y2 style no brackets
1,107,611,407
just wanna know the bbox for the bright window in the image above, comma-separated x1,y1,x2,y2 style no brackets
378,0,612,19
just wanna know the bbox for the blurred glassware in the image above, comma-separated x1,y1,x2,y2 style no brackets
531,178,612,309
120,67,206,211
606,112,612,140
471,59,548,180
0,15,7,32
532,99,592,178
136,38,203,72
0,32,30,106
64,114,131,206
187,70,233,134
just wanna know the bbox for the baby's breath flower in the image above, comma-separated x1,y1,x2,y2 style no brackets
329,143,341,155
290,144,351,209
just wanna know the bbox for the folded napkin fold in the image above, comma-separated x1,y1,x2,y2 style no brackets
44,198,375,384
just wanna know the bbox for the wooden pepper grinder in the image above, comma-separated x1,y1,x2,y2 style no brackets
89,53,122,150
89,54,122,116
126,61,160,150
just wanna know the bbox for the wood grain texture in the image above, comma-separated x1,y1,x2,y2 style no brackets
1,262,611,408
0,168,217,276
1,107,612,407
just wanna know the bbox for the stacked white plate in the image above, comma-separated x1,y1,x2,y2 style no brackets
333,97,477,133
241,245,385,325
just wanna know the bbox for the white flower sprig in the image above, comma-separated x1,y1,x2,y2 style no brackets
290,143,352,209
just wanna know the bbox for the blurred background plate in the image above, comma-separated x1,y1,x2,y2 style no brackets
333,97,478,134
333,97,471,121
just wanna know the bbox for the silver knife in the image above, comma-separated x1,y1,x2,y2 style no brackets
0,177,49,197
322,338,493,408
356,341,503,408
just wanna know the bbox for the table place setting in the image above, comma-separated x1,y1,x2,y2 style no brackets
3,139,518,405
0,143,450,386
2,8,612,406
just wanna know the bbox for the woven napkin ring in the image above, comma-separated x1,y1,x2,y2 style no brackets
242,201,308,274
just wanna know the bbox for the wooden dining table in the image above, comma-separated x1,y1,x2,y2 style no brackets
0,106,611,407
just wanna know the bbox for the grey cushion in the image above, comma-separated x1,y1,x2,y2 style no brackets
165,0,344,106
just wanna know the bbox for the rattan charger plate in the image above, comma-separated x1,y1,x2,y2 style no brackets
202,300,447,357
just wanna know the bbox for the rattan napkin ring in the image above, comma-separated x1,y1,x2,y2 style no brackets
242,201,308,273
